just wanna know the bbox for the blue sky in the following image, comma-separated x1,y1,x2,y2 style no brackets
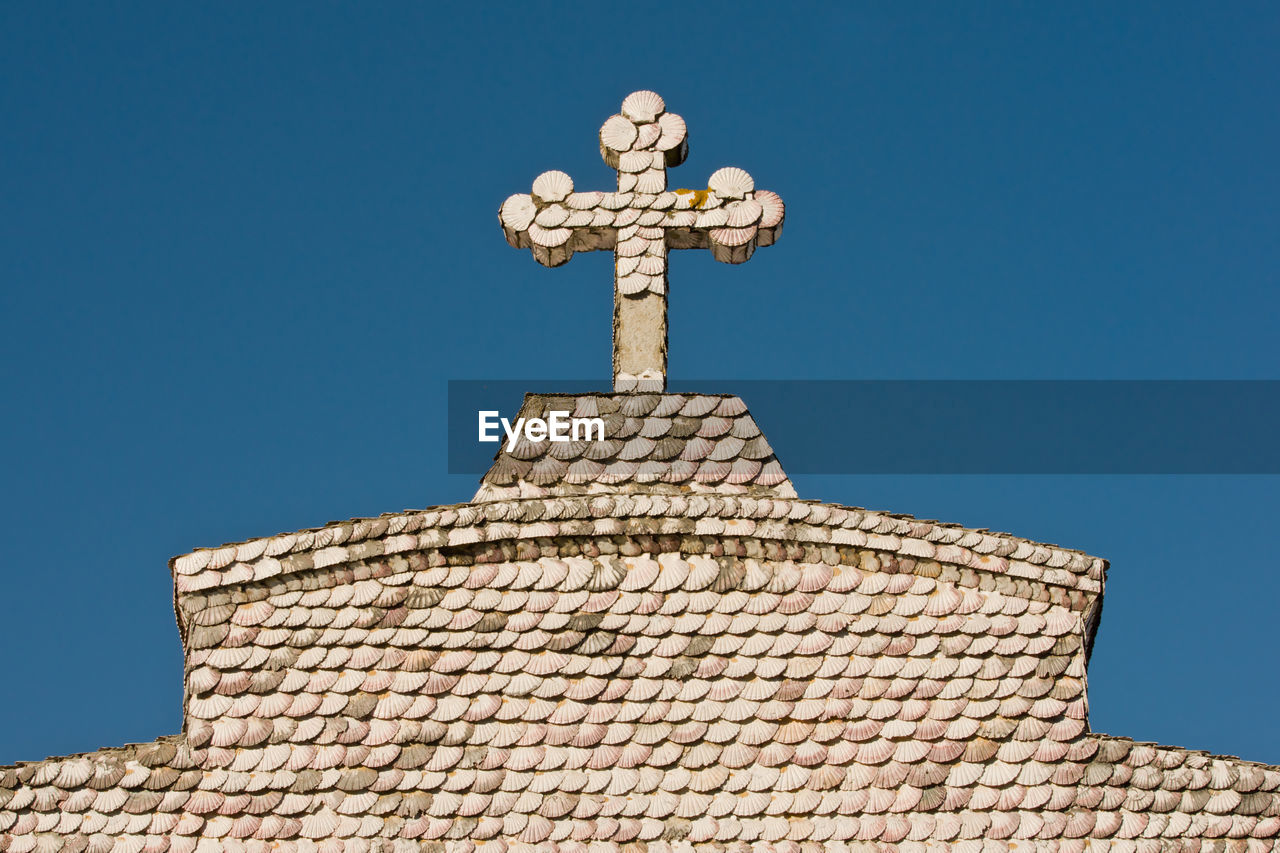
1,4,1277,766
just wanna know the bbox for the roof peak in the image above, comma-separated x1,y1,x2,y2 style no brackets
474,392,795,502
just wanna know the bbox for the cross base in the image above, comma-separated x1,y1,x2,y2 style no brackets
613,290,667,392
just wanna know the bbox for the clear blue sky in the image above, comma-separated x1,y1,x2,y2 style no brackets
1,4,1277,766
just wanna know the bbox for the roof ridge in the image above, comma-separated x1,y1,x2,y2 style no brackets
1090,732,1280,772
0,734,184,773
171,496,1104,575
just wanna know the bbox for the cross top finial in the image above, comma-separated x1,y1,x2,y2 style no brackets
500,90,785,391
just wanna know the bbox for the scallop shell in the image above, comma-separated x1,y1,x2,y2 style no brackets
656,111,688,152
709,226,758,264
707,166,755,199
725,198,763,228
694,208,729,228
635,122,662,150
534,204,569,227
617,235,650,257
619,151,655,174
616,254,641,276
500,194,536,231
621,90,665,123
528,224,571,247
562,192,602,215
635,255,666,275
635,170,667,194
299,807,340,839
531,170,574,204
755,188,785,229
600,114,638,153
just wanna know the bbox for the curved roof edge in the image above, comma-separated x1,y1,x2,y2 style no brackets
169,495,1106,599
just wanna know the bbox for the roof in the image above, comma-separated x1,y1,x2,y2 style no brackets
3,732,1278,851
473,394,794,501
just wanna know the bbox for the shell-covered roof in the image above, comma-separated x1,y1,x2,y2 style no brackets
3,530,1279,850
473,394,794,501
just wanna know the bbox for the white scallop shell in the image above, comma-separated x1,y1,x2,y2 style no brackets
635,122,662,150
725,199,763,228
707,166,755,200
636,255,666,275
622,90,665,122
531,170,574,203
534,204,569,227
616,236,650,257
617,272,650,295
618,172,638,192
694,208,729,228
618,151,653,174
568,190,604,210
499,194,536,230
528,224,571,247
635,170,666,194
656,111,687,151
600,114,638,152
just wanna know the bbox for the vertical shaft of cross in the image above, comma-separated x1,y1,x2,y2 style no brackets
612,134,670,392
602,91,685,392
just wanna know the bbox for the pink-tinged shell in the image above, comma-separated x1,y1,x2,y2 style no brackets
709,227,758,264
1044,608,1078,635
656,111,687,152
231,600,275,626
635,170,666,194
531,170,574,203
755,189,785,228
622,90,665,123
299,807,340,839
635,255,666,275
567,190,605,211
600,114,638,153
635,122,662,150
707,166,755,199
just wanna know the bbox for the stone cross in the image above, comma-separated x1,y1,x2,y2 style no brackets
500,91,785,392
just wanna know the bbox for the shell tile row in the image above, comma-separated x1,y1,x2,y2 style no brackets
170,496,1106,602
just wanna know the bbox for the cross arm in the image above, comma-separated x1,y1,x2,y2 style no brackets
499,168,784,269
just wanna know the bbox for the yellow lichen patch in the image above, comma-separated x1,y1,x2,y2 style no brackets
674,188,711,209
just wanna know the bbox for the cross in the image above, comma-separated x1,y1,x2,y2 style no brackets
499,90,785,392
